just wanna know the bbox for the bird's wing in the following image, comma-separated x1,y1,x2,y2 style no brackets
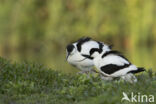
99,42,112,50
100,54,130,66
99,55,131,76
100,64,131,75
76,37,91,52
80,41,99,55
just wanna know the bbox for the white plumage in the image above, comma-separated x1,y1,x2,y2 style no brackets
90,50,145,82
66,37,111,73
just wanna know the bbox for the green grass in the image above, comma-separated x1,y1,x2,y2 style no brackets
0,57,156,104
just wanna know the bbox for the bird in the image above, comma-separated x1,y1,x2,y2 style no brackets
89,48,145,82
66,37,112,74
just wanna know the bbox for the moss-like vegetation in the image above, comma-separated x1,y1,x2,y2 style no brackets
0,57,155,104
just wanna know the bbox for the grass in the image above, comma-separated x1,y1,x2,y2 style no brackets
0,57,156,104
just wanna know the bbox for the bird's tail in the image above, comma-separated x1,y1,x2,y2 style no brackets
128,67,145,74
137,67,146,73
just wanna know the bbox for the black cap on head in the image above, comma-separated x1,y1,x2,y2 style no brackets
66,44,75,53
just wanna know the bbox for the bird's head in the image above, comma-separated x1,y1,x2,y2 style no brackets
66,44,76,60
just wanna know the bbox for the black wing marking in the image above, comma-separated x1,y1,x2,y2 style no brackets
101,50,130,63
109,44,113,49
88,42,103,55
127,67,145,74
102,51,121,58
100,64,130,75
76,37,91,52
97,42,103,53
89,48,102,56
81,54,93,60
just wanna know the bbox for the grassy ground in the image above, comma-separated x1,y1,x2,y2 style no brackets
0,57,156,104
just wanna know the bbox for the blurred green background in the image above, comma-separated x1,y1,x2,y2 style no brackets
0,0,155,73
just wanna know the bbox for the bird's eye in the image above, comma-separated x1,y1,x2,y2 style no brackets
66,44,74,53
